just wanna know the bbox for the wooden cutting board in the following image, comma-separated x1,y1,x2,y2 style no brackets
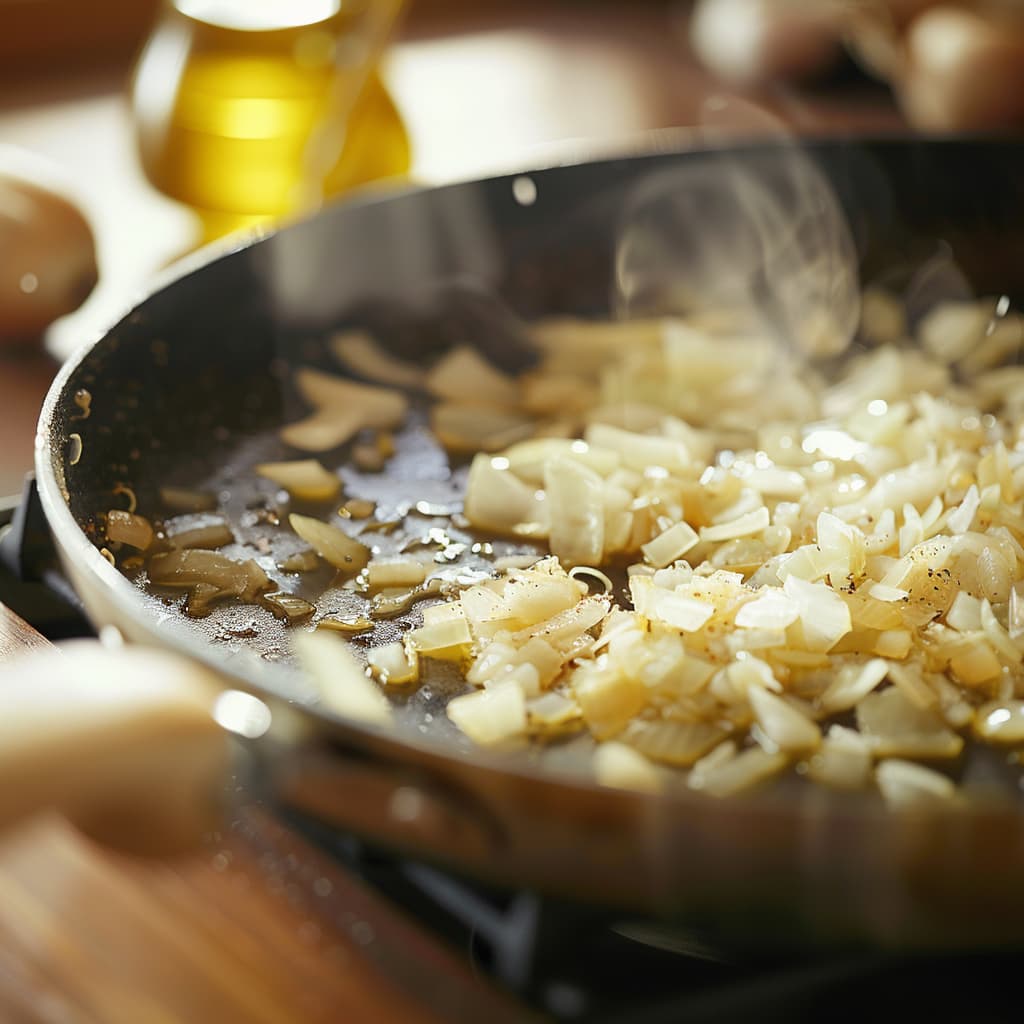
0,604,530,1024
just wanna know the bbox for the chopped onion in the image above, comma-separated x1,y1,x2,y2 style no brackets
544,456,605,567
367,642,419,685
593,742,661,793
330,329,422,389
106,510,153,551
875,759,957,809
282,367,407,452
447,682,526,746
641,521,699,568
263,591,316,621
365,558,428,591
148,549,270,602
293,630,392,727
288,513,369,574
256,459,341,502
425,346,520,407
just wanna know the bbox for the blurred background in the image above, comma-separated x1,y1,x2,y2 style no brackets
2,0,1023,500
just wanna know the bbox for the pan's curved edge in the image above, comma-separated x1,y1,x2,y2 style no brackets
30,134,1024,950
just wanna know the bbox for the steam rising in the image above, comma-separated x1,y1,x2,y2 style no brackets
614,133,861,361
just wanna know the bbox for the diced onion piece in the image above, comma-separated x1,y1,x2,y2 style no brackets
873,630,913,659
700,507,770,543
407,617,472,658
875,759,958,809
281,368,407,451
425,346,520,406
330,329,422,389
316,615,373,633
148,549,270,601
584,423,690,473
574,664,648,739
856,687,963,758
648,590,715,632
748,687,821,753
689,745,790,798
641,521,699,568
447,683,527,745
885,661,937,710
805,725,872,790
980,599,1023,665
593,742,661,793
527,691,581,728
185,582,232,617
106,510,154,551
288,513,370,574
255,459,341,501
544,456,604,567
513,596,609,650
292,630,392,727
263,591,316,621
463,453,547,537
783,576,852,652
367,642,419,685
294,366,408,423
278,548,320,573
621,718,728,767
974,701,1024,743
432,403,534,453
735,588,799,630
946,483,980,535
502,438,620,484
166,522,234,550
947,591,984,632
365,558,428,590
949,640,1003,686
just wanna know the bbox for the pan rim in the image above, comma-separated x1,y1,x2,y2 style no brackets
31,132,1024,828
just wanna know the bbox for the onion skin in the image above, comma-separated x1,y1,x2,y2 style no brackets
0,158,98,347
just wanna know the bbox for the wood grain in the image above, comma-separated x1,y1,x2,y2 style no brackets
0,611,525,1023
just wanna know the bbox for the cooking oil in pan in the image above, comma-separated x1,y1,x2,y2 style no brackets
130,0,411,242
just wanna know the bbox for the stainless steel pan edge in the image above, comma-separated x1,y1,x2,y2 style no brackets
32,136,1024,952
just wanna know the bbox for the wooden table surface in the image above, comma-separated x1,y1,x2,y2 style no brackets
0,3,903,1021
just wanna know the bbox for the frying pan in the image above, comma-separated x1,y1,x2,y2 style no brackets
24,134,1024,955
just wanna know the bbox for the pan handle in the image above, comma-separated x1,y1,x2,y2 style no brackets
0,638,230,855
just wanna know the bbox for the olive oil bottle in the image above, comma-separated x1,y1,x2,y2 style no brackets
130,0,410,242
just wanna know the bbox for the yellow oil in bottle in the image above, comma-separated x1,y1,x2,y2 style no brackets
130,0,411,242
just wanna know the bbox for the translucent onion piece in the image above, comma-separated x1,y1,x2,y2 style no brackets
256,459,341,502
288,513,370,574
748,687,821,753
293,630,392,727
148,549,270,602
447,682,527,746
425,345,520,407
367,642,419,685
365,558,428,591
330,329,422,389
974,701,1024,743
106,510,154,551
875,759,958,809
641,521,699,568
263,591,316,621
593,742,662,793
544,456,605,567
166,521,234,550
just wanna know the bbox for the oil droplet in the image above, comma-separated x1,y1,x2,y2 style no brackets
19,272,38,293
